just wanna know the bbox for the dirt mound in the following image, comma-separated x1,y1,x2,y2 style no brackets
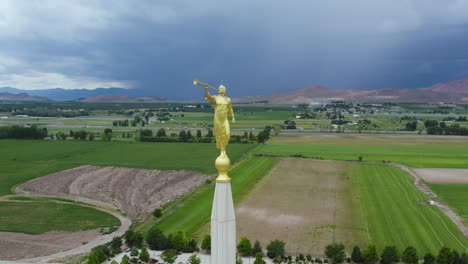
0,229,99,260
17,166,207,220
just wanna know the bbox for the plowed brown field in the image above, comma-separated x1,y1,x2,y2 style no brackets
17,165,207,220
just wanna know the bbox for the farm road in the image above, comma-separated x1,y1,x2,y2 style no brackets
395,164,468,237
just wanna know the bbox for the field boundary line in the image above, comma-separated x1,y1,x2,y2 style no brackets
384,165,443,246
394,163,468,238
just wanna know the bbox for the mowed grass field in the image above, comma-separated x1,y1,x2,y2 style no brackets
427,183,468,226
138,156,277,236
352,163,468,253
258,134,468,168
0,201,120,234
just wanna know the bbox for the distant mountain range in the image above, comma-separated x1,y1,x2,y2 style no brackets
0,87,145,101
235,78,468,103
0,92,50,102
1,77,467,103
79,95,166,103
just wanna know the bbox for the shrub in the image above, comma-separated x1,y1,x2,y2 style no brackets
153,208,162,218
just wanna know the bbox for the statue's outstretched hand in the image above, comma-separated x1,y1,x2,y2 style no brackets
232,117,236,123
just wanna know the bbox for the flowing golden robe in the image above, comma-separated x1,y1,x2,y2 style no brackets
205,93,234,152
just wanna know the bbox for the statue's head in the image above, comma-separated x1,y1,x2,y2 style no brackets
219,85,226,96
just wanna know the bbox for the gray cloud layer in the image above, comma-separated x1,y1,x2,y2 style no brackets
0,0,467,99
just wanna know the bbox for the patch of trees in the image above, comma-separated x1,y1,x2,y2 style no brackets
138,128,259,144
59,129,112,141
442,116,467,122
145,227,197,253
296,112,317,119
113,116,146,127
405,121,418,131
0,125,47,139
283,119,297,129
425,122,468,136
13,108,89,117
347,245,468,264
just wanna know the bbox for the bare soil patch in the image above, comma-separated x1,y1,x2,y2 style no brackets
0,229,99,261
413,168,468,183
16,166,207,220
236,158,360,255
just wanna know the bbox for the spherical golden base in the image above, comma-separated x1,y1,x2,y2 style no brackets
215,154,231,183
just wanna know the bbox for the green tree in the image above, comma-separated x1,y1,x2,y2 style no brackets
266,240,285,259
153,208,162,218
380,246,399,264
162,250,178,264
102,128,113,141
146,227,169,250
86,251,100,264
170,231,188,251
196,129,202,138
206,128,213,137
423,253,435,264
121,255,129,264
179,130,187,142
257,131,268,143
252,240,262,256
186,238,198,253
401,246,418,264
437,247,454,264
237,237,253,256
460,253,468,264
249,131,255,141
124,230,143,248
325,243,346,264
188,254,201,264
88,133,95,141
352,246,363,263
130,247,139,257
254,252,267,264
201,234,211,252
139,247,150,262
362,245,379,264
121,254,129,264
110,236,122,250
405,121,417,131
454,251,461,264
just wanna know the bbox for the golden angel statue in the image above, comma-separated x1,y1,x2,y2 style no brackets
204,84,235,158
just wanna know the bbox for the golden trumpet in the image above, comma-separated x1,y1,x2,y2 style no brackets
193,79,219,91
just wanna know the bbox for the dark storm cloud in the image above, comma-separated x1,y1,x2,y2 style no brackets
0,0,468,99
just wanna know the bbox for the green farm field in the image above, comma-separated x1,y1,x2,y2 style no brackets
352,163,468,253
258,134,468,168
428,183,468,226
0,140,255,195
138,156,277,236
0,201,120,234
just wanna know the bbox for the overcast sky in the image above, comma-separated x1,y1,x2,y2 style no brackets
0,0,468,99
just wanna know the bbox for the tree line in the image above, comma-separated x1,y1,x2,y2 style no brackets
138,126,273,144
86,226,468,264
0,125,47,139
